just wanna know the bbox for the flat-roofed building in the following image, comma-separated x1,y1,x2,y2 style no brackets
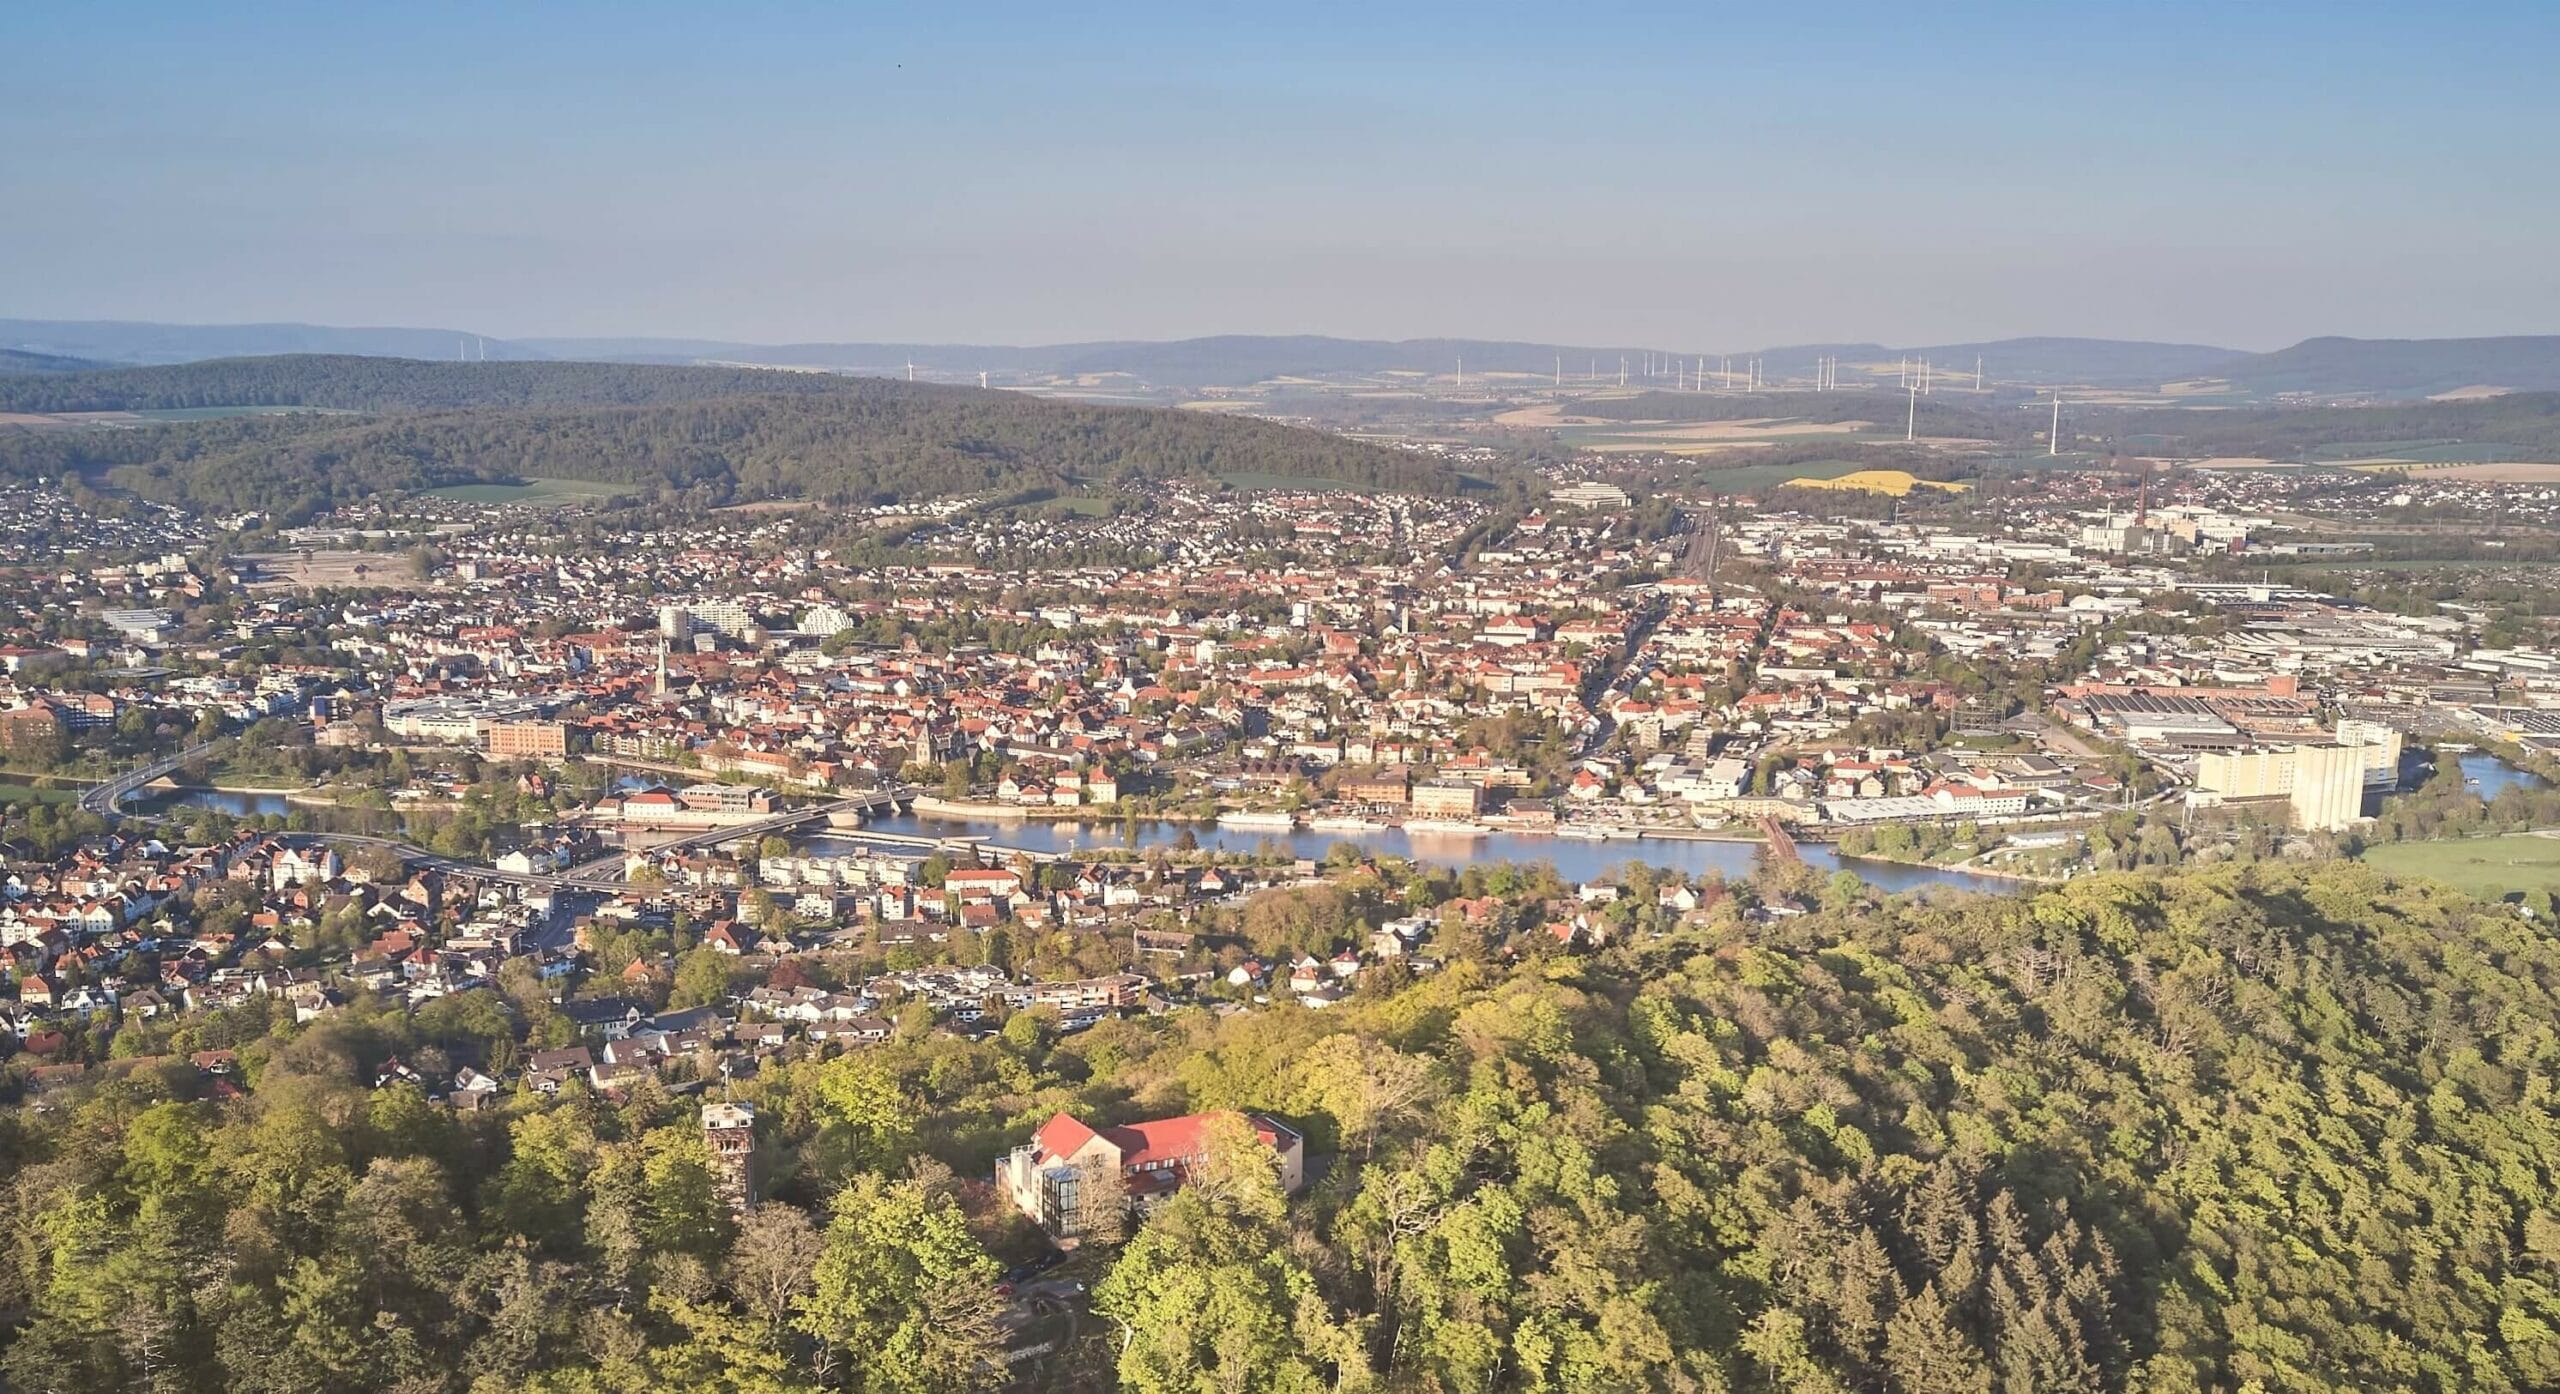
486,720,569,759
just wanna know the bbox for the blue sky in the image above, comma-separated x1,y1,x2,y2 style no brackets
5,1,2556,349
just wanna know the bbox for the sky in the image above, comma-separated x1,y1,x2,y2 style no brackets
6,1,2559,351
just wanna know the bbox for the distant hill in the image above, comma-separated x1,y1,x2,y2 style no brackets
538,333,2259,391
2104,391,2560,460
0,318,542,366
2219,336,2560,398
0,347,107,376
516,337,1129,375
0,355,878,414
1897,337,2249,386
20,320,2560,399
0,355,1458,519
1742,338,2246,387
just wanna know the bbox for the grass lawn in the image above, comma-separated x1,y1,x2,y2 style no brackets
0,781,79,806
424,477,631,505
2359,833,2560,901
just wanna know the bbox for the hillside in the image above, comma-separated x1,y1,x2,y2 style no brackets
2107,391,2560,460
0,348,106,376
2222,335,2560,398
0,318,543,366
1900,336,2248,385
5,859,2557,1392
0,355,880,414
0,358,1459,518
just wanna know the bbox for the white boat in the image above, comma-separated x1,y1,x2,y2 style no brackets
1216,811,1298,831
1556,825,1610,840
1402,818,1490,836
1310,815,1383,833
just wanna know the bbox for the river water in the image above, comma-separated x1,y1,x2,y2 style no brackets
813,812,2021,895
2459,752,2548,800
161,789,2018,894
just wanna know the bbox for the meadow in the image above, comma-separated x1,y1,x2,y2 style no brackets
2359,832,2560,901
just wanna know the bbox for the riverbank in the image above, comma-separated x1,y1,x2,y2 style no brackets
819,810,2032,897
910,794,1230,824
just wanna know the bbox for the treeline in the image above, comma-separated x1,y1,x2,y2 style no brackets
2104,391,2560,460
5,859,2558,1392
0,361,1460,519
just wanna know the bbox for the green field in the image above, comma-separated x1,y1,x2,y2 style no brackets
424,477,630,505
1681,458,1871,495
2359,833,2560,900
0,781,78,807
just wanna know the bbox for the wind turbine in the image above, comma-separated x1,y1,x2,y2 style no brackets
2048,391,2063,456
1905,382,1920,442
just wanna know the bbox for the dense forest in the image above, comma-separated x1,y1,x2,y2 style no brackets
6,859,2557,1393
0,349,106,377
0,358,1461,518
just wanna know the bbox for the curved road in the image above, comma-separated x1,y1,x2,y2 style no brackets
79,741,219,818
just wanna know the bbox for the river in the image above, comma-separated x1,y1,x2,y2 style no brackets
160,789,2021,894
2459,752,2548,800
812,812,2023,895
158,789,294,817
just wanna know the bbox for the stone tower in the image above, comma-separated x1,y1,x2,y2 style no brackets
702,1100,759,1210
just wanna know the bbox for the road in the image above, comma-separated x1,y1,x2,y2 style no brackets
1576,590,1669,757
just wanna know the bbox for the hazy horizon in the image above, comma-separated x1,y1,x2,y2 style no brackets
9,2,2558,350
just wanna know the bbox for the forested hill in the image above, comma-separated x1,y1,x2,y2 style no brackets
5,859,2558,1392
0,358,1457,517
0,348,108,377
2224,335,2560,398
0,355,888,413
2104,391,2560,459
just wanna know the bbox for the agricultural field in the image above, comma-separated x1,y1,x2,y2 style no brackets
423,477,630,505
1784,468,1969,497
1554,417,1872,454
1677,458,1872,495
2359,832,2560,901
